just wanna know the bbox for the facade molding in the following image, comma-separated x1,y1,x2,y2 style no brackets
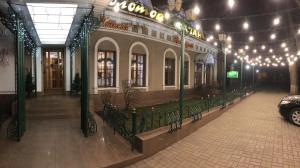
94,37,120,93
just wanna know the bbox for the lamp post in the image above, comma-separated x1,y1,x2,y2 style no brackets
174,22,185,127
252,65,255,88
218,34,227,107
240,59,244,89
179,28,185,126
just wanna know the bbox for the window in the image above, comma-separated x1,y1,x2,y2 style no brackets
160,32,164,39
132,25,139,33
131,54,146,87
97,51,116,87
167,35,172,41
142,26,148,35
151,30,157,37
165,58,175,86
184,61,189,85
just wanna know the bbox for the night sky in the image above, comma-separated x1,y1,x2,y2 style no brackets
151,0,300,59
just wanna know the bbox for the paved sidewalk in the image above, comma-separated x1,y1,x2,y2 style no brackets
128,91,300,168
0,115,140,168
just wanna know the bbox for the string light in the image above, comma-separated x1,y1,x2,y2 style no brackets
270,33,276,40
273,17,280,26
249,35,254,42
214,42,218,46
193,6,200,15
228,0,236,9
227,36,232,42
215,24,221,31
261,45,266,50
281,42,286,48
243,21,249,30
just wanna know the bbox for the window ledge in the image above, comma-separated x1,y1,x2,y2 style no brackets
97,87,119,92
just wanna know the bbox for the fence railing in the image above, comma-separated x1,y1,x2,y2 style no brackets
98,87,251,150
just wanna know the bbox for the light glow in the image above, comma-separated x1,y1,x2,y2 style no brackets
27,3,77,44
270,33,276,40
215,24,221,31
193,6,200,15
243,21,249,30
228,0,235,9
273,17,280,26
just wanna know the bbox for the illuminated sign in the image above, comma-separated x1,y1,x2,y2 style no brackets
109,0,164,22
227,71,239,79
108,0,205,40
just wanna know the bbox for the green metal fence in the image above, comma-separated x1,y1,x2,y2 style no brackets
99,88,250,150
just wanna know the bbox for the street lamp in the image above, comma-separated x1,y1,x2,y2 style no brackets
240,58,244,89
174,21,186,127
218,33,227,107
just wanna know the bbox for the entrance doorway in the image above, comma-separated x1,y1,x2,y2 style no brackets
43,48,64,94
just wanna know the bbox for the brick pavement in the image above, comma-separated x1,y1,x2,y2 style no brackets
127,91,300,168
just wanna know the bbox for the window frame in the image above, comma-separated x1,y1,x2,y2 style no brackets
164,57,176,86
97,50,117,88
131,53,146,87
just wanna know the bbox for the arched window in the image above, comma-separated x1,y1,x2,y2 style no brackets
163,49,177,87
129,42,149,88
94,37,120,90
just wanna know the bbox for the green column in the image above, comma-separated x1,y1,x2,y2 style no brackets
70,50,73,95
223,45,227,106
33,49,37,97
252,66,255,87
81,22,89,137
16,19,25,140
240,60,244,89
179,29,185,126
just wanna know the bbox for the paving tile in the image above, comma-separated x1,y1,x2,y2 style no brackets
128,91,300,168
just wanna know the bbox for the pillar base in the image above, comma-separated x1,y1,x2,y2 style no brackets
290,85,298,95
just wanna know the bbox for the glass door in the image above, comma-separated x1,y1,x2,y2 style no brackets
43,49,64,93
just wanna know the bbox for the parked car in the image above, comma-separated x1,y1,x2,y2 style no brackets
278,95,300,126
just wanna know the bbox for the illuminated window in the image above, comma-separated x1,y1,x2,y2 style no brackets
131,54,146,87
97,51,116,87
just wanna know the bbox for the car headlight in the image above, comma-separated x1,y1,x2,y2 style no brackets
280,100,290,105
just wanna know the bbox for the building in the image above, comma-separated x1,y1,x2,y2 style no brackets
0,0,218,139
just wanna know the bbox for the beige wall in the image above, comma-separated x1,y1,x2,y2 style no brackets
0,23,15,93
75,30,200,94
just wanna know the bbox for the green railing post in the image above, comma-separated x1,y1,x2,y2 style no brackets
81,21,89,137
131,108,137,151
16,18,25,141
151,107,154,129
